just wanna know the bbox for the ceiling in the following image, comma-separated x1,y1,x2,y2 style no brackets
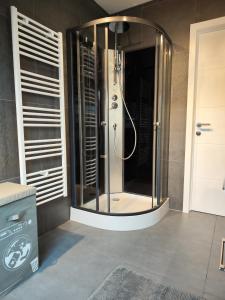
94,0,151,14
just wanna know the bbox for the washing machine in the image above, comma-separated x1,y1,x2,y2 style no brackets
0,182,39,297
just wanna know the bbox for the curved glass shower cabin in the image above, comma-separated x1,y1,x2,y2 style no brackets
68,16,172,219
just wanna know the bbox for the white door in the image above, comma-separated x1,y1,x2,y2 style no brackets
191,22,225,216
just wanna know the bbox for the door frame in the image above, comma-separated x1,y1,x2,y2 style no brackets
183,16,225,213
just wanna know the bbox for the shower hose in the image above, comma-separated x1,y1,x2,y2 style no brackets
113,70,137,160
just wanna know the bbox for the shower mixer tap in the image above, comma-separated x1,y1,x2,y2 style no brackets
112,94,118,101
111,102,118,109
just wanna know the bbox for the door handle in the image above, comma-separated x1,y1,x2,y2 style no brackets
222,179,225,190
196,123,211,128
7,212,24,222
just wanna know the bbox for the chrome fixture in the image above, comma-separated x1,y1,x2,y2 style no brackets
112,94,118,101
111,102,118,109
196,122,211,127
219,238,225,271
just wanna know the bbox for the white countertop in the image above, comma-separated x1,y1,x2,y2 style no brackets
0,182,36,207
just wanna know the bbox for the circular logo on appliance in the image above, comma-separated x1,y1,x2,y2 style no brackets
3,235,32,270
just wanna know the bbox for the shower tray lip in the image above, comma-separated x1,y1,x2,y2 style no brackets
74,197,168,217
70,198,169,231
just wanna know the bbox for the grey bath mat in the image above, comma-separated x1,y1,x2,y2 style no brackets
89,266,204,300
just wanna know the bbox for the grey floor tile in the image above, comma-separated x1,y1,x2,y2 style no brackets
3,211,225,300
213,216,225,243
120,239,206,296
204,240,225,300
204,293,225,300
2,293,17,300
8,235,121,300
142,211,216,244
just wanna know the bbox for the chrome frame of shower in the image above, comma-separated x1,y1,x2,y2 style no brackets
76,31,83,206
79,16,172,44
67,16,172,216
104,26,110,213
93,24,100,211
152,33,160,206
156,34,164,205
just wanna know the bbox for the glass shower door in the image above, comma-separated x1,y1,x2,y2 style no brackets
77,27,99,211
154,33,172,206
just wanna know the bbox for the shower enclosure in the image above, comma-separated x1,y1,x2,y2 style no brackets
67,16,172,217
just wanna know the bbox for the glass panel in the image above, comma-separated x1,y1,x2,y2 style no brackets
77,25,110,213
108,22,156,213
76,27,98,211
160,39,172,202
155,34,172,206
97,24,110,213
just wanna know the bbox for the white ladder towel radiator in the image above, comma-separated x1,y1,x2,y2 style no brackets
11,6,67,205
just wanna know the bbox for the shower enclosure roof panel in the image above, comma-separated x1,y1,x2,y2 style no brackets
94,0,152,14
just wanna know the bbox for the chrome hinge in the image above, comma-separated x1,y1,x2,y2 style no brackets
154,121,160,128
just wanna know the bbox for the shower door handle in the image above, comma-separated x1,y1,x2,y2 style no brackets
222,179,225,190
196,123,211,128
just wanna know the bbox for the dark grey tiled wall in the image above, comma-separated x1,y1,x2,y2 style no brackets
119,0,225,210
0,0,106,235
